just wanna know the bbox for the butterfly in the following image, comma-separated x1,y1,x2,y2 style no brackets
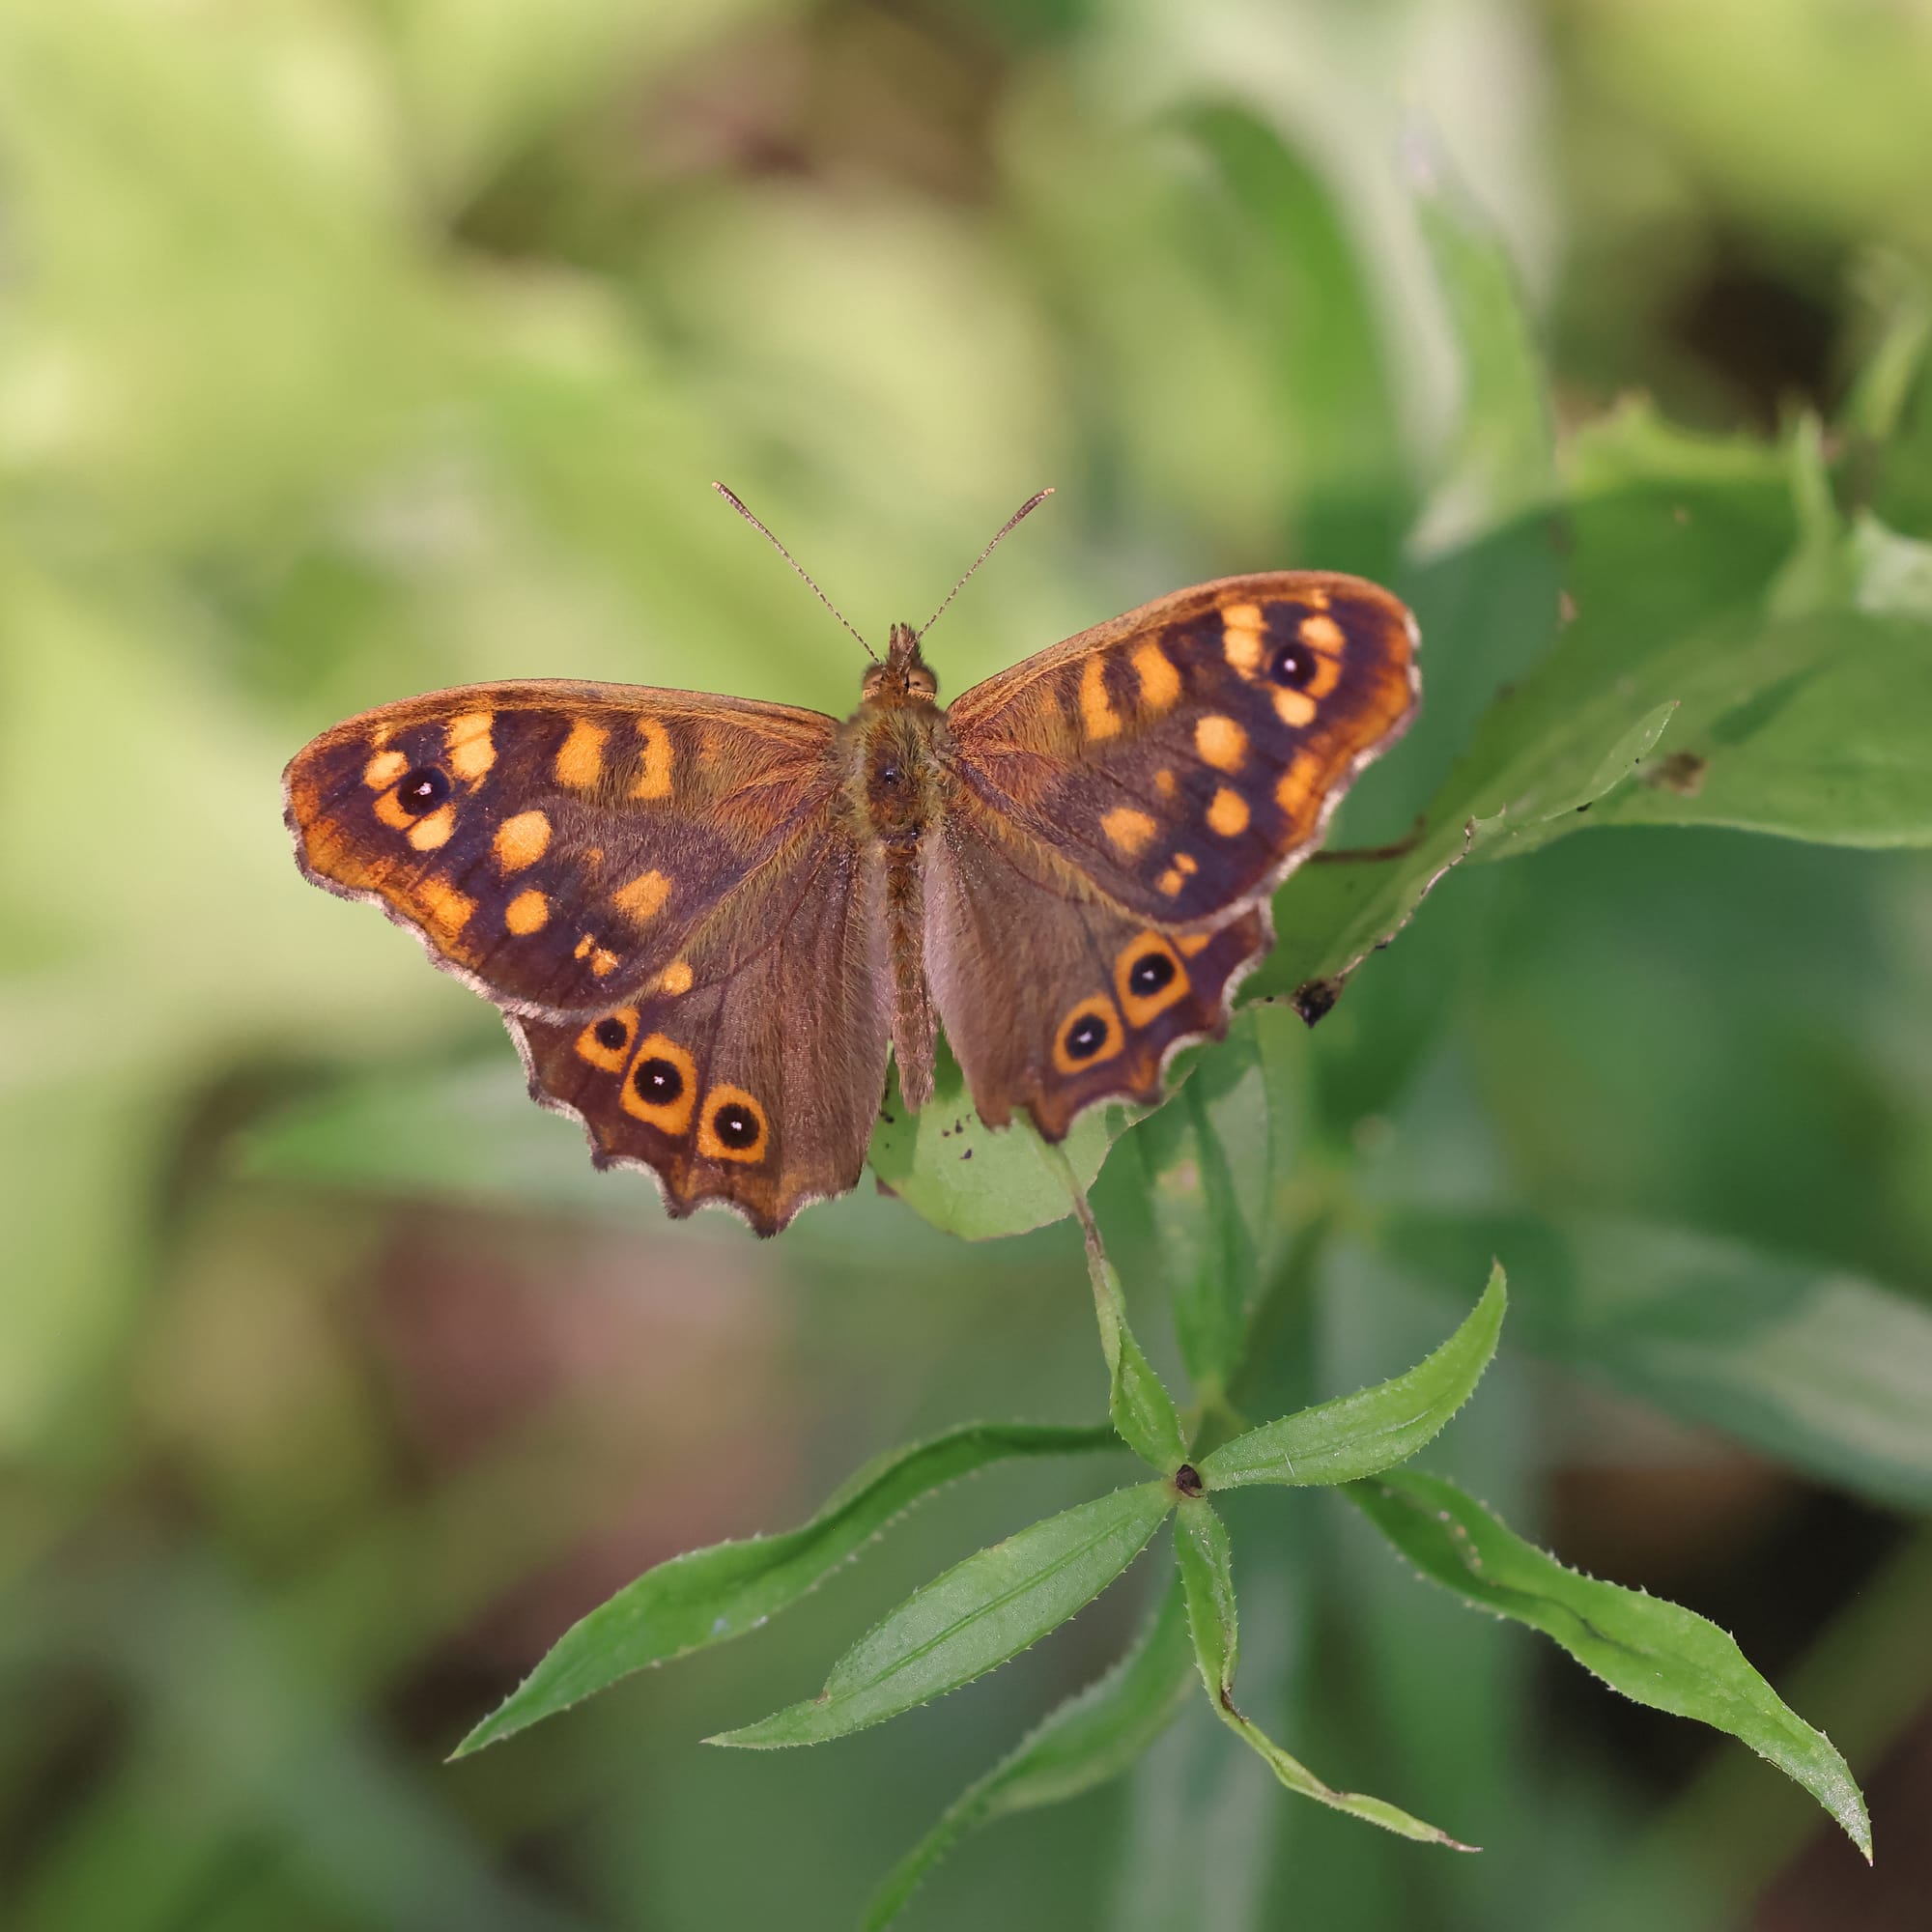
284,499,1418,1235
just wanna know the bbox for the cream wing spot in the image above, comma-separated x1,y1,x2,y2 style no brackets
1131,642,1180,713
1207,787,1250,838
1195,715,1246,772
1101,807,1157,857
407,803,456,850
1221,602,1264,675
633,719,673,799
1079,658,1122,740
363,749,409,789
613,869,671,922
1300,612,1347,654
505,888,549,934
555,720,608,788
494,810,552,871
445,711,496,781
661,959,694,995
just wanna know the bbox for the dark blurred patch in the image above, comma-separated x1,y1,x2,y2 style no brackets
1666,236,1843,428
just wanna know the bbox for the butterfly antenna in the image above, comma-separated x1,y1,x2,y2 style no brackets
713,482,878,662
919,488,1054,639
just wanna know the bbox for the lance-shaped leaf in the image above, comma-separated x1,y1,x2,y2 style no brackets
1174,1495,1473,1849
451,1419,1119,1756
712,1481,1175,1748
1052,1145,1189,1472
1198,1264,1504,1492
864,1575,1194,1930
1350,1467,1871,1859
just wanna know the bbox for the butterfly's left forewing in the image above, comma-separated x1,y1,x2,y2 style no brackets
944,572,1417,930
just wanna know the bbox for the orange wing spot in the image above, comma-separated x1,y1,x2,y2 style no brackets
622,1033,698,1134
1307,650,1344,700
1131,641,1181,714
590,947,620,978
445,711,496,781
1154,768,1177,799
1102,807,1157,857
1302,585,1331,611
1156,867,1184,895
613,869,671,922
363,750,409,789
373,787,416,832
697,1083,770,1163
407,803,456,851
1079,657,1122,741
414,877,475,935
505,888,549,934
661,959,694,995
1052,995,1124,1075
574,933,594,960
1300,612,1346,654
575,1007,638,1073
1276,755,1321,819
1115,934,1191,1029
1195,715,1246,772
369,724,393,749
1175,851,1199,874
495,810,551,871
1273,688,1317,727
1221,602,1264,676
555,719,608,788
1207,787,1250,838
633,719,674,800
1176,932,1212,957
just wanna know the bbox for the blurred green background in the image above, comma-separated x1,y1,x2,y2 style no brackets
4,1,1932,1927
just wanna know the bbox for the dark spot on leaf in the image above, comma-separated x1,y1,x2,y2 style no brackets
1646,750,1710,797
1174,1463,1204,1498
1293,978,1342,1026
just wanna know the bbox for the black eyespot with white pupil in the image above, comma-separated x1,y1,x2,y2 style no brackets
633,1057,683,1104
394,765,451,813
1065,1013,1110,1061
1268,639,1317,689
594,1018,628,1051
1128,952,1177,997
712,1102,759,1149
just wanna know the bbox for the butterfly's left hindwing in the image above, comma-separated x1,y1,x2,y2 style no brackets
944,572,1417,930
513,827,893,1236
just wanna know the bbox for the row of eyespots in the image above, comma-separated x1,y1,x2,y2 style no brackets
1051,935,1194,1074
575,1011,769,1163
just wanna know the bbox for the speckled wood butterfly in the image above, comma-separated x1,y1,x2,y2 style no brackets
285,497,1418,1234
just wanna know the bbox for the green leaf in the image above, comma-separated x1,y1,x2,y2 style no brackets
864,1576,1194,1931
1175,1496,1473,1850
1198,1264,1505,1492
1375,1208,1932,1511
450,1420,1120,1756
867,1037,1131,1240
1052,1146,1189,1472
1350,1468,1871,1859
711,1481,1174,1748
1585,605,1932,846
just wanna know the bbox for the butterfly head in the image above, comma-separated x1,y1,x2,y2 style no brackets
862,623,940,706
